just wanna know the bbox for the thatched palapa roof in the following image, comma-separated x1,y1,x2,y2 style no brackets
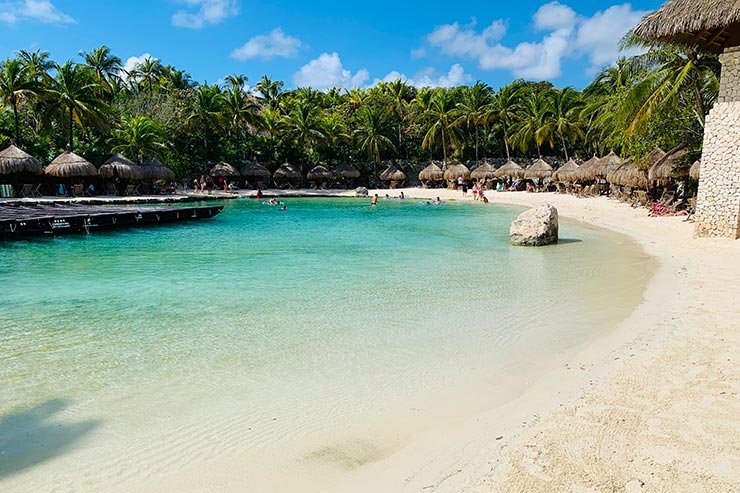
648,144,690,182
574,153,615,181
273,162,302,181
443,162,471,181
607,160,649,188
418,163,444,182
240,161,271,179
494,160,525,179
45,150,97,178
141,157,175,180
551,159,580,182
632,0,740,54
333,163,360,179
379,164,406,182
98,153,142,180
0,144,43,175
524,159,554,180
470,163,496,180
209,161,240,177
307,164,333,180
690,159,701,180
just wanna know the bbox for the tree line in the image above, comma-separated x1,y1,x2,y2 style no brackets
0,42,719,180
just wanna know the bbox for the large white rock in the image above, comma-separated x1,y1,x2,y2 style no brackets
510,204,559,246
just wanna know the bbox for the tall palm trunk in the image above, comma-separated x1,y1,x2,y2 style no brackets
503,125,511,161
474,125,479,162
441,127,447,164
12,99,20,145
561,134,569,161
68,105,74,150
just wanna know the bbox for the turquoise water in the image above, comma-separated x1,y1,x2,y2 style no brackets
0,197,653,490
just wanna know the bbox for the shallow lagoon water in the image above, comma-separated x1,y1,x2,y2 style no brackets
0,197,653,490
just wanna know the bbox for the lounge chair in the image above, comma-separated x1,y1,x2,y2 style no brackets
105,183,118,196
72,184,84,197
124,184,140,196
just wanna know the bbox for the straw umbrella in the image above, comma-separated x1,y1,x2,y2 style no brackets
524,159,554,180
379,164,406,188
273,162,302,188
597,151,623,180
607,160,648,188
240,161,271,188
642,147,666,170
209,161,240,178
690,159,701,180
573,155,602,181
333,163,360,179
418,163,444,187
551,159,580,182
648,146,689,182
443,162,471,181
140,157,176,181
470,163,496,180
307,165,333,188
45,149,97,178
0,144,43,175
493,160,525,179
98,153,143,180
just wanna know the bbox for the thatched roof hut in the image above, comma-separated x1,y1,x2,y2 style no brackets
574,155,605,181
443,162,471,181
598,151,623,174
333,163,360,179
379,164,406,182
45,150,97,178
209,161,240,177
648,145,690,182
551,159,580,182
418,163,444,182
0,144,43,175
494,160,525,179
524,159,554,180
632,0,740,54
273,162,302,181
641,147,666,170
607,161,649,188
141,157,175,181
240,161,271,180
470,163,496,181
307,164,334,181
690,159,701,180
98,153,142,180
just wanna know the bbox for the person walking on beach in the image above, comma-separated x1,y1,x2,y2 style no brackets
371,194,378,205
472,184,479,201
199,175,205,193
457,176,463,191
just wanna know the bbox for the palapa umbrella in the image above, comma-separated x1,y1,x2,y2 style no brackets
0,144,43,175
493,160,525,179
443,162,471,181
379,164,406,182
607,160,648,188
418,163,444,182
648,145,689,182
597,151,623,180
573,155,603,181
333,163,360,179
524,159,554,180
690,159,701,180
240,161,271,180
209,161,240,177
45,149,97,178
642,147,666,170
273,162,302,182
307,164,334,181
140,157,175,181
98,153,143,180
470,163,496,181
551,159,580,182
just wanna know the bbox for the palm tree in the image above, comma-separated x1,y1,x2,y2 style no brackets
421,89,461,164
160,65,194,91
455,82,491,162
109,115,166,163
282,101,326,165
353,106,396,172
44,61,106,150
382,78,411,155
17,49,53,82
538,87,584,161
80,45,122,98
184,84,225,163
255,75,283,111
509,91,548,156
258,106,284,163
224,74,259,159
0,58,36,144
131,57,162,92
484,81,523,160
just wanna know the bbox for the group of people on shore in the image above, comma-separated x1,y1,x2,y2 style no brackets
192,175,239,194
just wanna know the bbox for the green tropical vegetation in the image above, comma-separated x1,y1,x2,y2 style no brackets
0,42,720,181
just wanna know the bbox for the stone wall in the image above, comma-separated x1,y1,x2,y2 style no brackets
695,47,740,239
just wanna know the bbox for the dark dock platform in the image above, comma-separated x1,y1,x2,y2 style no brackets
0,203,223,239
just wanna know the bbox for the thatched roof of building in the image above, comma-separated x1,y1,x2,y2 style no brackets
632,0,740,54
493,160,525,179
418,163,444,181
524,159,554,179
240,161,271,179
574,154,609,181
98,153,143,180
641,147,666,169
470,162,496,180
648,144,690,182
141,157,175,180
443,162,471,181
379,164,406,181
0,144,43,175
209,161,240,177
273,162,302,180
607,160,649,188
333,163,360,179
45,150,97,178
551,159,580,182
307,164,334,180
690,159,701,180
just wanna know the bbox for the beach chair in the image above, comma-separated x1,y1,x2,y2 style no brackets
124,184,140,196
72,184,84,197
20,184,34,197
105,183,118,196
632,190,649,208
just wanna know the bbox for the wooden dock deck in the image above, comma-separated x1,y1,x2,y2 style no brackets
0,203,223,240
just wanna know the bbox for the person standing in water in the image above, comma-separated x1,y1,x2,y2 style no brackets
371,194,378,205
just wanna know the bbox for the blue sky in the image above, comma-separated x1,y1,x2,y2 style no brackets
0,0,664,91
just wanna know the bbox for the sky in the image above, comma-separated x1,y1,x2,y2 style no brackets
0,0,665,91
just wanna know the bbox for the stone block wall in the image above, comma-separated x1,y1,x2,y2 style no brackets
695,47,740,238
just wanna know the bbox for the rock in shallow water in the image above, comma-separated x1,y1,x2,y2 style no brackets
355,187,368,197
510,204,559,246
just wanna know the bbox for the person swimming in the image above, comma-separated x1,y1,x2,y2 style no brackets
434,196,442,205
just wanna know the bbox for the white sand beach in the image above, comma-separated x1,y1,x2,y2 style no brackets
300,188,740,492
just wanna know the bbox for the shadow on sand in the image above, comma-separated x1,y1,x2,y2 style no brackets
557,238,583,244
0,398,101,478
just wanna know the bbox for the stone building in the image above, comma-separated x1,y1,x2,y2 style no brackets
634,1,740,239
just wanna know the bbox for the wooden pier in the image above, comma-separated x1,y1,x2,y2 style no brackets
0,203,223,239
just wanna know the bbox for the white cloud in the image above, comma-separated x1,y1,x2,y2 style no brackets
171,0,239,29
231,28,302,61
0,0,75,24
375,64,473,88
425,2,649,80
293,52,369,91
122,53,156,76
410,47,426,59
